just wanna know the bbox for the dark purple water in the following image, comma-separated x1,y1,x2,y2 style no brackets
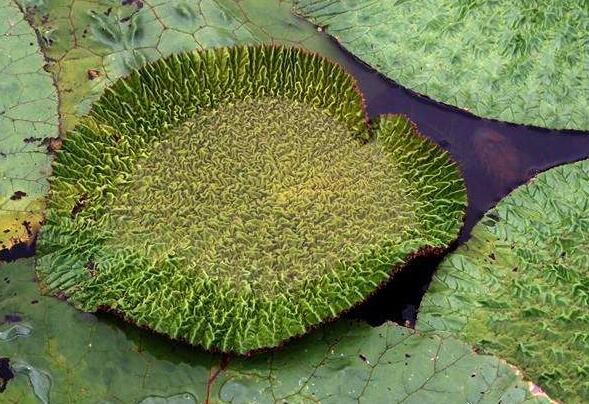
325,40,589,325
328,43,589,241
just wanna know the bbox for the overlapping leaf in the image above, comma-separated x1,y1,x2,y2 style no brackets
3,0,345,248
0,0,58,252
418,160,589,403
0,0,575,401
18,0,343,131
295,0,589,130
35,45,466,353
1,259,550,403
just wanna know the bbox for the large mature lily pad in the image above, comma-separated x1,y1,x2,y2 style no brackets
36,45,466,353
1,259,550,403
295,0,589,130
418,160,589,403
0,0,58,252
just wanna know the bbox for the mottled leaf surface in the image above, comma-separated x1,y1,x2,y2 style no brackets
295,0,589,130
19,0,341,131
0,0,58,251
1,259,549,403
418,160,589,403
4,0,344,247
0,0,568,401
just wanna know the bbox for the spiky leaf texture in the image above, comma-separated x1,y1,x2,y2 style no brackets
36,45,466,354
18,0,343,131
295,0,589,130
418,160,589,403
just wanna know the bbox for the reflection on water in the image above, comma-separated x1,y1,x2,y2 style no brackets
328,44,589,241
2,14,589,395
472,128,521,187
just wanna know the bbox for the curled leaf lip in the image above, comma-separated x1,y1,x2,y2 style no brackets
36,44,467,354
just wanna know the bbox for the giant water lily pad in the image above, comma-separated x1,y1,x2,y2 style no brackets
36,45,466,353
418,160,589,403
295,0,589,130
0,0,58,252
1,258,550,403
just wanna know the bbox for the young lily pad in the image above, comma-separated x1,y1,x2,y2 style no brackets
295,0,589,130
35,45,466,353
1,259,549,403
418,160,589,402
0,0,58,252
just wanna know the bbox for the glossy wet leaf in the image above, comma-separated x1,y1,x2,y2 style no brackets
295,0,589,130
1,258,550,403
0,0,58,251
418,160,589,403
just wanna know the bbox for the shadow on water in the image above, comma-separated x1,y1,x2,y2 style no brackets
348,247,452,327
319,35,589,325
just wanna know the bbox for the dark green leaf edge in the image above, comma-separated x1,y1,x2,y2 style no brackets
0,258,551,403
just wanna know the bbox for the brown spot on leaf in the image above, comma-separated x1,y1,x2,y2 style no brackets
22,221,33,238
43,137,63,153
3,314,21,323
71,195,88,217
9,191,26,200
122,0,143,8
23,136,43,143
85,260,98,277
87,69,101,80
